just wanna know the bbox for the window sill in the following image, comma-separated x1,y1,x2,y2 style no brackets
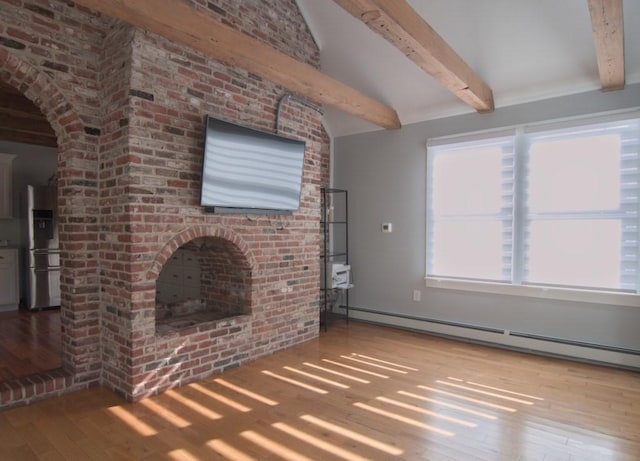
425,277,639,307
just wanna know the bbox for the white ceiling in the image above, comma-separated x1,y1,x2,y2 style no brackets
295,0,640,138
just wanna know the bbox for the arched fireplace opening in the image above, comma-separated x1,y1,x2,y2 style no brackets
155,236,252,334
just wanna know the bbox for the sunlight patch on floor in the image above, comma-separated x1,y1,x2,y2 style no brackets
240,430,314,461
164,389,223,420
302,362,370,383
322,359,389,378
107,405,158,436
206,438,257,461
214,378,279,406
300,414,404,456
283,366,350,389
436,380,536,405
168,448,199,461
351,353,419,371
418,385,518,412
353,402,455,436
138,397,192,428
273,422,370,461
112,354,549,460
261,370,328,394
397,390,497,420
375,396,477,427
462,379,545,400
188,382,252,412
340,355,409,374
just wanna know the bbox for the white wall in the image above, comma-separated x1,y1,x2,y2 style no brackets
333,84,640,368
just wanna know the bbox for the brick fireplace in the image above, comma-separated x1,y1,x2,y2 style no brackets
0,0,329,408
116,223,322,401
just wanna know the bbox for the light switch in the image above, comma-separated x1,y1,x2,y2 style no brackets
382,223,392,233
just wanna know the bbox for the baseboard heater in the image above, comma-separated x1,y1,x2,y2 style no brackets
509,331,640,356
343,305,504,334
343,305,640,356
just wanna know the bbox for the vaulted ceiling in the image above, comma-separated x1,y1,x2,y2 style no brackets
1,0,638,146
296,0,640,137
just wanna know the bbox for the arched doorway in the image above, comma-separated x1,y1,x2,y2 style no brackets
0,48,100,407
0,79,60,380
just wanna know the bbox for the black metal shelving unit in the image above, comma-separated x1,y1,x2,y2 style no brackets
320,188,351,331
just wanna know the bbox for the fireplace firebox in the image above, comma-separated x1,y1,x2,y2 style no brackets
155,237,251,334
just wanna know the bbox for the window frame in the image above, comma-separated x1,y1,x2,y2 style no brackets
425,110,640,307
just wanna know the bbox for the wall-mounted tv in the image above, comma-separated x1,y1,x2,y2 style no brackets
200,116,306,214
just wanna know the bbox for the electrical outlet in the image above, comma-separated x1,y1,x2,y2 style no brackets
413,289,421,302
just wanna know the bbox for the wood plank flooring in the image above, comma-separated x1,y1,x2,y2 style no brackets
1,320,639,460
0,309,62,381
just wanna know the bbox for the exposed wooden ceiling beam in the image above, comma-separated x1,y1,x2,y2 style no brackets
587,0,625,91
0,81,57,147
0,92,46,115
73,0,401,130
332,0,494,113
0,113,55,135
0,128,57,147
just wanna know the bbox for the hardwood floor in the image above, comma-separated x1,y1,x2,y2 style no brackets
0,309,62,381
1,321,639,460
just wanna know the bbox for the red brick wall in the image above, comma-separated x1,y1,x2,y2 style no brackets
0,0,329,407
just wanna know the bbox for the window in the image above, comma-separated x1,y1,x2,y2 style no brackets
426,113,640,304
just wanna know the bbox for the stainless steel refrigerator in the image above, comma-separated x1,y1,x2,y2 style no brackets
27,185,60,309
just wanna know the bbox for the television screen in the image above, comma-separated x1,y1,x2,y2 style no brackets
200,116,306,213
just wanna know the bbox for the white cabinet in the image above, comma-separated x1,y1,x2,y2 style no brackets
0,248,19,311
0,154,16,219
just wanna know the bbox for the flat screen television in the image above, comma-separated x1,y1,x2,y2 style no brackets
200,116,306,214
